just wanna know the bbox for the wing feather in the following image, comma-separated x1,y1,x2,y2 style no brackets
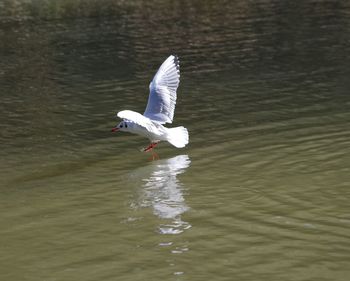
143,55,180,124
117,110,161,134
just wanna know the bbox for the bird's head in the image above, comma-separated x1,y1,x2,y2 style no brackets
111,120,129,132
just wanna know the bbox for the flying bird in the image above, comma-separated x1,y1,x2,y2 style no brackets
111,55,189,152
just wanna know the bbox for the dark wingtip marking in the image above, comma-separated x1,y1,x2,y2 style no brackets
173,54,180,71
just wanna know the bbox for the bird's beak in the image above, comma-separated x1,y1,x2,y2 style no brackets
111,127,119,132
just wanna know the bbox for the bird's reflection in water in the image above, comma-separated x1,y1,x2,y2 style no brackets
130,155,191,234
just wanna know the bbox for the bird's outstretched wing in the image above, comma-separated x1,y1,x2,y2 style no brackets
143,55,180,124
117,110,161,134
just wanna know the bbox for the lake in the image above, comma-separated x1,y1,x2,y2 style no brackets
1,1,350,280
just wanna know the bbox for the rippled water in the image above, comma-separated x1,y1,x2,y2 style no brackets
1,1,350,280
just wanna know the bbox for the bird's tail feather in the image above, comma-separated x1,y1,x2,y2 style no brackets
166,126,189,148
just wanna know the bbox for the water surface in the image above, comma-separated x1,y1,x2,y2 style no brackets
1,1,350,280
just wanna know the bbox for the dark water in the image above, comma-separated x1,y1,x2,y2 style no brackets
1,1,350,280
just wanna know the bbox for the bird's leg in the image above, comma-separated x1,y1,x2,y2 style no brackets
143,142,159,152
150,151,159,161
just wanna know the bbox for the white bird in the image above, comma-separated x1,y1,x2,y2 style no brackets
111,55,189,152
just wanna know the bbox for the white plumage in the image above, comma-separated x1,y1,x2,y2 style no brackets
144,55,180,124
112,55,189,151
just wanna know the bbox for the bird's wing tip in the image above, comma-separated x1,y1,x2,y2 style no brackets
116,110,130,119
170,54,180,71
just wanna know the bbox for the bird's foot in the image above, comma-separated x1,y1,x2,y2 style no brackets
143,142,159,152
149,151,159,161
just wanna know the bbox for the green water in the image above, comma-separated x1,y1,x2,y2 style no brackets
1,1,350,280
